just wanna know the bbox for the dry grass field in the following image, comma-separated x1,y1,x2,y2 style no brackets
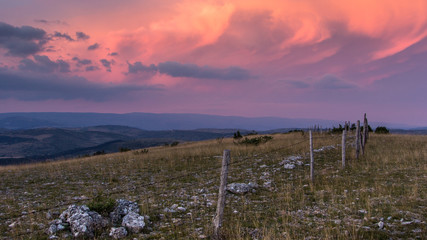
0,132,426,239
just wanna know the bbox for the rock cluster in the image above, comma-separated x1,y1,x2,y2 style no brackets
227,182,258,194
47,199,148,239
280,155,304,169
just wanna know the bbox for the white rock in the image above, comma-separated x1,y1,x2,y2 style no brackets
122,212,145,233
177,206,186,212
227,182,258,194
378,221,384,229
59,204,105,238
358,209,367,214
110,199,140,225
109,227,128,239
8,221,18,228
283,164,295,169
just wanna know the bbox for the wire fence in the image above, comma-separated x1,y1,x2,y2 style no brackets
2,132,353,238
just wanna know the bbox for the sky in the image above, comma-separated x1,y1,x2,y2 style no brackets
0,0,426,126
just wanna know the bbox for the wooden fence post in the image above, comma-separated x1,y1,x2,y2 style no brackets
365,114,369,143
342,129,346,168
362,113,367,155
309,130,314,183
213,149,230,239
355,120,360,159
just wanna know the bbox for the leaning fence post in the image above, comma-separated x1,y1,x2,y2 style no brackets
342,129,346,168
362,113,368,155
309,130,314,182
355,120,360,159
213,150,230,239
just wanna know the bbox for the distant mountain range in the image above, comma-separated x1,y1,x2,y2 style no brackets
0,125,242,165
0,112,425,165
0,112,418,130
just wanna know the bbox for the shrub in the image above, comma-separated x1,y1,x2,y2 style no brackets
119,147,131,152
245,131,258,136
288,129,304,133
133,149,149,155
88,194,116,217
170,141,179,147
375,126,389,134
239,136,273,146
233,130,243,139
93,150,105,156
331,124,344,134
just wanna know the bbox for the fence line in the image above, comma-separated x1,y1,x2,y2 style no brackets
6,122,370,239
1,136,312,235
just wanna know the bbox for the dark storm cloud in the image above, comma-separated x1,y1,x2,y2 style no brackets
127,61,252,80
127,61,157,74
108,52,119,56
314,74,356,90
85,66,100,72
53,31,74,41
76,31,90,40
87,43,99,50
100,59,111,72
19,55,70,73
0,21,47,56
157,61,251,80
0,68,159,101
72,57,92,66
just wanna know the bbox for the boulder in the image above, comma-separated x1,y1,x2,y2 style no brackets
122,212,145,233
47,219,68,235
227,182,258,194
109,227,128,239
59,204,105,238
283,164,296,169
110,199,140,225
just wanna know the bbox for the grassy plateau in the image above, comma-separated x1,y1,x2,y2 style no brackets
0,132,425,239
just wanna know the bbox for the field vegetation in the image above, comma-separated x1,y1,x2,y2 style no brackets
0,132,425,239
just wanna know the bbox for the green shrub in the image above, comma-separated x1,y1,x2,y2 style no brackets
239,136,273,146
233,130,243,139
88,195,116,216
375,126,389,134
331,124,344,134
245,131,258,136
119,147,131,152
170,141,179,147
93,150,105,156
288,129,304,133
133,149,149,155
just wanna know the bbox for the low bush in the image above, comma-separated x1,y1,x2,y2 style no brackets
375,126,389,134
88,194,116,217
239,136,273,146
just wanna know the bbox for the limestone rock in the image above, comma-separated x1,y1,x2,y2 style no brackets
109,227,128,239
122,212,145,233
110,199,140,225
227,182,258,194
164,204,186,213
59,204,105,238
378,221,384,229
283,164,296,169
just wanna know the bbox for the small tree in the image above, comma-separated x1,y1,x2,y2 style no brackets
375,126,389,134
233,130,242,139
